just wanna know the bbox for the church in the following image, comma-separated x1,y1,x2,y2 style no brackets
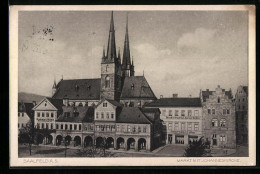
51,11,157,107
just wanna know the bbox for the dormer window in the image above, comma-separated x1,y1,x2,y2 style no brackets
103,102,107,107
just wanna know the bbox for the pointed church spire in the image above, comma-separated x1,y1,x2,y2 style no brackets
52,78,57,89
122,13,131,72
106,11,117,61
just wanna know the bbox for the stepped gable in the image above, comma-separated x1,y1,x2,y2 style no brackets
52,78,101,100
120,76,157,99
144,98,202,107
57,106,94,123
116,107,152,124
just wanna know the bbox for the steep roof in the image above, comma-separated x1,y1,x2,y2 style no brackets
52,78,101,100
18,102,35,120
120,76,156,99
116,107,152,124
242,86,248,95
144,98,202,107
57,106,94,123
46,97,63,110
202,90,233,102
141,108,161,114
106,99,123,107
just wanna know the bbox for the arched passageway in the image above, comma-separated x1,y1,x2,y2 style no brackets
46,135,53,144
106,137,114,149
127,138,135,150
74,136,81,146
117,137,125,149
56,135,62,146
84,136,93,147
138,138,146,151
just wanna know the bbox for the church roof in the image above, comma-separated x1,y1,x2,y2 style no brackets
52,79,101,100
144,98,202,107
116,107,152,124
45,97,64,110
120,76,157,99
57,106,94,123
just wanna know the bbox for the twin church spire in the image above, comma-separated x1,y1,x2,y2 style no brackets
102,11,134,77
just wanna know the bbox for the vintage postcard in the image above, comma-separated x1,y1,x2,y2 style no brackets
9,5,256,166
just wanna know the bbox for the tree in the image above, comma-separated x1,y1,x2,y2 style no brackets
18,121,35,156
184,137,211,157
76,137,114,157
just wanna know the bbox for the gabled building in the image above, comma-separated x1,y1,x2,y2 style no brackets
235,85,248,145
18,101,35,131
200,85,236,149
144,96,203,145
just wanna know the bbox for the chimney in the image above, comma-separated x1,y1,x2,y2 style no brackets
172,94,178,98
32,101,36,106
160,95,163,99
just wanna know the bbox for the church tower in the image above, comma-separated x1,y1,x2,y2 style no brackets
101,11,122,101
122,14,134,77
52,78,57,96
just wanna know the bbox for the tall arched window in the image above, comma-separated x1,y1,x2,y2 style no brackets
105,76,110,88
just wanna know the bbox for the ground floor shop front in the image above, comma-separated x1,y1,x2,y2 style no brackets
166,132,202,145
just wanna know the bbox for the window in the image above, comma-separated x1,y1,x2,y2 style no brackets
96,112,99,119
74,124,77,130
51,113,54,117
42,123,44,129
56,124,59,129
220,119,226,127
187,123,192,131
208,109,211,114
22,113,24,117
101,112,104,119
96,125,100,131
212,134,217,138
169,110,172,116
18,123,20,128
175,110,179,116
46,124,49,129
73,112,79,117
131,83,134,90
117,125,120,132
218,97,220,103
42,112,45,117
18,113,20,117
133,126,136,132
212,109,215,115
79,124,81,130
138,126,141,132
61,124,63,130
105,76,110,88
78,103,83,107
65,124,68,130
174,122,179,130
46,112,49,117
168,123,172,130
122,125,125,132
128,125,131,132
194,124,199,131
181,110,185,116
194,110,199,116
21,123,24,128
212,119,218,127
70,124,72,130
223,109,227,115
111,112,114,119
220,135,226,142
37,112,40,117
181,123,185,130
188,110,192,116
106,112,109,119
243,106,245,110
103,102,107,107
227,109,230,114
243,98,245,102
143,127,146,133
162,110,166,116
37,123,40,129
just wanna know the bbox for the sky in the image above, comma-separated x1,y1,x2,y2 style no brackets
18,11,248,98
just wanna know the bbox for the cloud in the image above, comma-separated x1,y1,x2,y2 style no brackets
177,28,216,56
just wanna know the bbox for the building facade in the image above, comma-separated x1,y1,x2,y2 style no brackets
18,101,35,131
235,86,248,145
144,97,203,145
200,85,236,149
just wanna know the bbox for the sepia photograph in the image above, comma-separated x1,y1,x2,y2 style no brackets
9,5,256,166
